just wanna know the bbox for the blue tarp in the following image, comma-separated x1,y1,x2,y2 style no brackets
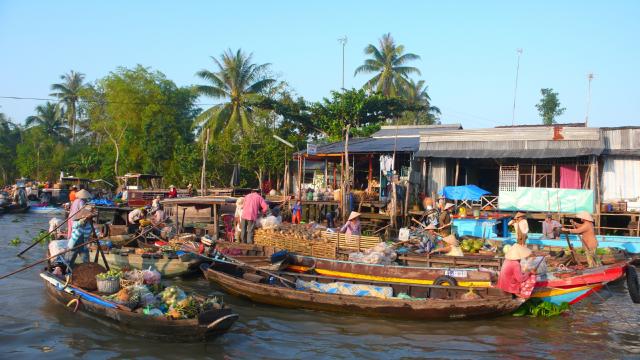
438,185,490,201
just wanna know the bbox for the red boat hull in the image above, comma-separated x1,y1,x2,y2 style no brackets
536,261,628,288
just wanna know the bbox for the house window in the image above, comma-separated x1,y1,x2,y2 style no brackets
499,165,519,192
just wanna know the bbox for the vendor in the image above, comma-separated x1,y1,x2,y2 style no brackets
67,189,91,238
438,203,455,236
562,211,601,267
241,189,268,244
291,199,302,224
421,197,439,228
416,224,438,254
67,207,100,266
128,207,148,233
68,185,77,202
151,204,166,226
167,185,178,198
541,213,561,240
508,212,529,245
429,234,463,257
234,197,244,242
340,211,361,236
187,183,194,196
497,244,536,297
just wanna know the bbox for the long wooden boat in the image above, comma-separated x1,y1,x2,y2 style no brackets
531,284,604,305
287,254,494,287
535,261,628,288
88,248,206,277
40,271,237,340
201,261,523,320
3,204,30,214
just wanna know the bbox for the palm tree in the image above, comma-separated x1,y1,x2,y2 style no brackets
354,33,421,98
402,79,441,125
50,70,85,142
25,102,70,142
195,49,275,136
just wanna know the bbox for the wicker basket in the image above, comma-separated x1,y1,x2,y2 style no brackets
96,277,121,294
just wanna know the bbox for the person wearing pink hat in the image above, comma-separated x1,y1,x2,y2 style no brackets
562,211,601,267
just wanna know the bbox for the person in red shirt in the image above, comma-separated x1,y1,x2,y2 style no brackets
497,244,536,297
167,185,178,198
241,189,268,244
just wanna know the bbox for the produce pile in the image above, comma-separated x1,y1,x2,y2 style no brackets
348,242,397,265
101,270,225,319
96,269,122,281
255,223,325,242
460,238,487,254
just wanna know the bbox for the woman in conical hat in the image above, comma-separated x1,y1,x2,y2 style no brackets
429,234,464,257
508,212,529,245
497,243,535,297
340,211,361,236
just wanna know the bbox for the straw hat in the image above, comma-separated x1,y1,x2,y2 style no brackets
76,207,97,220
425,224,437,230
444,203,455,211
169,185,176,189
75,189,91,199
513,212,526,219
575,211,594,222
443,235,459,246
236,197,245,206
505,243,532,260
348,211,361,221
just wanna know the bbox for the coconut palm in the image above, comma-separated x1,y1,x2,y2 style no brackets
354,33,421,98
25,102,70,142
195,49,275,136
402,79,441,124
50,70,85,142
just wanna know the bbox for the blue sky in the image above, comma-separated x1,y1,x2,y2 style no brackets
1,1,638,128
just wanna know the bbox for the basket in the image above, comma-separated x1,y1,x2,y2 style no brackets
96,277,121,294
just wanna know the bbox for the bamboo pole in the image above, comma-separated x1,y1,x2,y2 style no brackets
200,128,210,196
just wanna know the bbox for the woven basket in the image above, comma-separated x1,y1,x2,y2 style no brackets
96,277,121,294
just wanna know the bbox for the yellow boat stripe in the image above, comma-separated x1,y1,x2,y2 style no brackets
531,284,598,298
286,265,491,287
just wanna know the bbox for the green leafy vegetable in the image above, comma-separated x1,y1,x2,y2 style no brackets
513,299,570,317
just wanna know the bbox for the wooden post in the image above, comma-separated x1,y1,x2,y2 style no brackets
592,156,602,235
551,163,556,188
200,128,209,196
343,125,351,221
324,158,328,189
532,161,537,188
368,154,373,190
175,205,179,232
213,203,218,240
454,159,460,186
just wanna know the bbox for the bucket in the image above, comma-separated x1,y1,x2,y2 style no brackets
96,277,121,294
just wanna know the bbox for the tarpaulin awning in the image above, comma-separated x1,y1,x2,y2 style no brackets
438,185,490,201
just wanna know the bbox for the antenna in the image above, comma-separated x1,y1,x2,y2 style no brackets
338,36,348,90
511,48,523,126
585,73,595,127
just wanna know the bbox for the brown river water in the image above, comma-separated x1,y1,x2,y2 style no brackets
1,213,639,359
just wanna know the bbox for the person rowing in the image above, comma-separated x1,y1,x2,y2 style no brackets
508,212,529,245
561,211,601,268
429,234,463,257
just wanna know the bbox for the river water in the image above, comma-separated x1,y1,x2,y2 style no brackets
1,213,639,359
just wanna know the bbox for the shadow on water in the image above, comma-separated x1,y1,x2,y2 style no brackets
1,213,639,359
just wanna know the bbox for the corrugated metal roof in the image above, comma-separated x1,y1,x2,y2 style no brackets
372,124,462,138
304,137,419,155
602,128,640,156
418,127,604,158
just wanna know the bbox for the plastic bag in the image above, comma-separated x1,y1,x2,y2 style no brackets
142,268,161,285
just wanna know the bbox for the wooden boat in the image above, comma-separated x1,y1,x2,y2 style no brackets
287,254,494,287
3,204,30,214
531,284,604,305
40,271,238,340
88,248,206,277
201,261,524,320
536,261,628,288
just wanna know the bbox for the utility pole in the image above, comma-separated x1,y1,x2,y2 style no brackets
338,36,348,90
511,48,523,126
585,73,594,127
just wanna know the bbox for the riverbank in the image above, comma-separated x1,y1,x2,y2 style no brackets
1,213,639,359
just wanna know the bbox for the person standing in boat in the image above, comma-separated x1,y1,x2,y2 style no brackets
438,203,455,236
67,207,100,265
241,190,268,244
541,213,561,239
429,234,463,257
234,197,244,242
562,211,601,268
67,189,91,238
497,244,536,297
128,207,148,234
340,211,361,236
167,185,178,198
508,212,529,245
421,197,439,228
68,185,77,203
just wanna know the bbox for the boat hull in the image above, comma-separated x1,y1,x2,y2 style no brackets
531,284,604,305
536,262,627,288
201,263,523,320
41,272,237,340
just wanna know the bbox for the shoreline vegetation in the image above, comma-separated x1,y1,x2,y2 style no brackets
0,33,441,189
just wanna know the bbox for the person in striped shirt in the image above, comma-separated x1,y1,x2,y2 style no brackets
67,207,99,265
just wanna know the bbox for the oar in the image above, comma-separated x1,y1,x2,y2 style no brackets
563,231,579,265
16,203,89,257
181,242,296,287
0,236,100,280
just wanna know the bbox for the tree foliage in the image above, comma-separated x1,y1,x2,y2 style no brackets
535,88,566,125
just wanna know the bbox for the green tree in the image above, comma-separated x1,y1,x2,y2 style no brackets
25,102,70,142
535,88,566,125
195,49,275,136
354,33,421,98
398,79,440,125
0,113,21,185
50,70,85,142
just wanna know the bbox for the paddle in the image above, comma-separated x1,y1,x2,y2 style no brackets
563,231,579,265
16,203,88,257
181,242,296,287
0,236,101,280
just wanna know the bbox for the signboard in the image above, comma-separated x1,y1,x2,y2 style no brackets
307,143,317,155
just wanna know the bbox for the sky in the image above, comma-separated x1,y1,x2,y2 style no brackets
0,1,639,129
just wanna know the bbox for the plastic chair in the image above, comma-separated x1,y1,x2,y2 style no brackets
221,214,235,242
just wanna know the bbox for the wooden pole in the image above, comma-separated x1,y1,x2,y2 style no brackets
454,159,460,186
343,125,351,221
200,128,210,196
532,161,537,188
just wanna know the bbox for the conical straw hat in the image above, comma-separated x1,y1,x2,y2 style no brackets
575,211,594,222
75,189,91,199
505,243,532,260
443,235,459,246
348,211,361,221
